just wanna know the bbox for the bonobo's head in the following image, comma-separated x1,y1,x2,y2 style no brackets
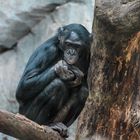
57,24,92,65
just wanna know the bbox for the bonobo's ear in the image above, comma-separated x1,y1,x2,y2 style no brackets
58,27,64,33
58,27,64,40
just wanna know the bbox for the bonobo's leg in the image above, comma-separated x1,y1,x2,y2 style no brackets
24,79,68,124
46,86,88,137
62,86,89,127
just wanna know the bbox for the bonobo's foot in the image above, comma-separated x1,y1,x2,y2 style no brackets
49,122,68,138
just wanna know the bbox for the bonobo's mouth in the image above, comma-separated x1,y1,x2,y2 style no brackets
64,55,79,65
65,58,78,65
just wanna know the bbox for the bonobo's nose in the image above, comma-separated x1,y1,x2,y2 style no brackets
67,48,77,56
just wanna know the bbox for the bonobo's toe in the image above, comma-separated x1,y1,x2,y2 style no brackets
49,122,68,138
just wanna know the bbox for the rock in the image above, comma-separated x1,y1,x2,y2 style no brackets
0,0,94,49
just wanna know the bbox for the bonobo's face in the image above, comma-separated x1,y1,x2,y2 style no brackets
59,31,85,65
63,31,83,64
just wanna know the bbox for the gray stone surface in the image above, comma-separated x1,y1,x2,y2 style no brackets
0,0,94,139
0,0,94,49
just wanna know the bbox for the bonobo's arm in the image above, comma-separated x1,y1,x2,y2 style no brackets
67,65,84,87
16,37,59,102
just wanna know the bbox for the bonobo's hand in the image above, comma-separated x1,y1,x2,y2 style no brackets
68,66,84,87
54,60,75,81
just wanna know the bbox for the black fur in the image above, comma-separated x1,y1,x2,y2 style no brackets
16,23,91,127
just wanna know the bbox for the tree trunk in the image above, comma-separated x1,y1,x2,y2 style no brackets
76,0,140,140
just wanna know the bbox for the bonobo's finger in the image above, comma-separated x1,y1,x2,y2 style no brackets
72,68,84,78
64,70,75,79
57,60,67,68
61,60,67,66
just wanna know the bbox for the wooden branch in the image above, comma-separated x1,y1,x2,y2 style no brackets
96,0,140,35
0,110,64,140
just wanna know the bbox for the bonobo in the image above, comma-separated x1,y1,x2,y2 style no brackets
16,23,91,137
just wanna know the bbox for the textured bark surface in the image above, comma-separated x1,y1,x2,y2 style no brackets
76,0,140,140
0,110,64,140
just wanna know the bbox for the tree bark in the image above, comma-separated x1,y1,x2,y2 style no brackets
76,0,140,140
0,110,64,140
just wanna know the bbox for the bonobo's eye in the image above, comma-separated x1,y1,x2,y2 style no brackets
65,41,81,49
65,42,72,47
73,44,81,48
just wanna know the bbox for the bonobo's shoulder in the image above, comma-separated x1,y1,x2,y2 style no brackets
38,36,59,53
25,36,59,68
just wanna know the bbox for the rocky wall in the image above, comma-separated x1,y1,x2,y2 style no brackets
0,0,94,139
